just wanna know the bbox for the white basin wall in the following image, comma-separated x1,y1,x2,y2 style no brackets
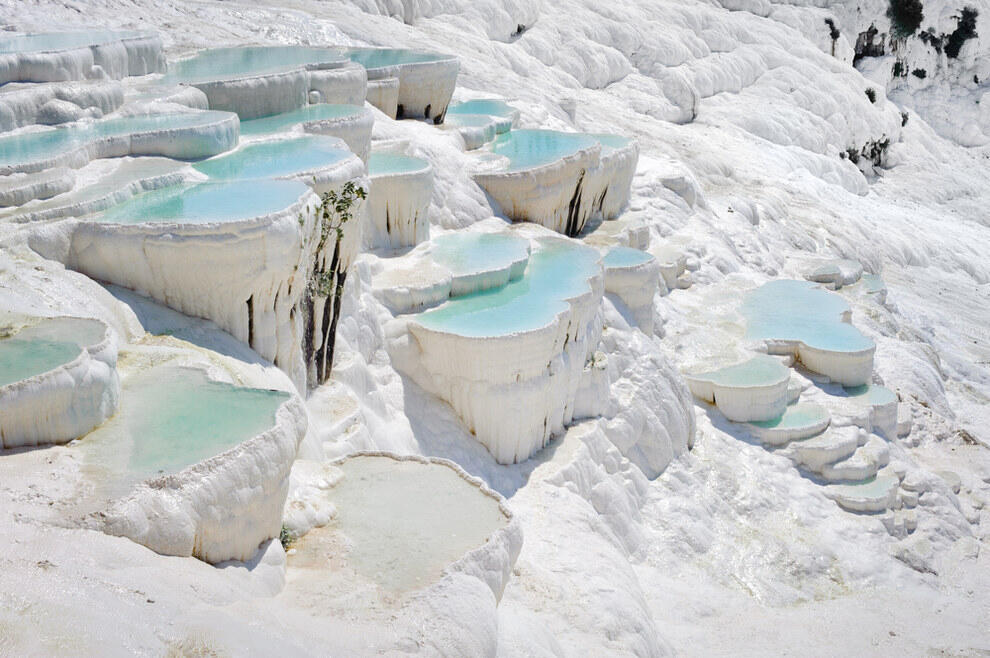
684,355,792,422
301,106,375,162
189,63,367,120
474,143,602,237
365,76,399,118
365,159,433,250
67,177,367,393
774,340,875,387
372,58,459,122
0,81,125,132
587,139,639,220
603,255,660,333
0,317,120,448
390,246,604,464
99,390,307,564
0,111,240,175
0,32,166,85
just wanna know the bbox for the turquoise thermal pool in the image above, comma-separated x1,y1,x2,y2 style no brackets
843,383,897,405
0,112,235,167
83,366,289,493
193,136,351,181
741,280,875,353
603,246,653,268
162,46,346,84
490,129,598,172
239,104,364,136
293,455,508,592
97,179,309,224
447,99,517,118
590,133,634,151
416,239,600,337
0,30,145,54
430,232,530,284
0,318,105,387
341,47,454,70
368,152,431,175
689,354,790,388
750,402,830,430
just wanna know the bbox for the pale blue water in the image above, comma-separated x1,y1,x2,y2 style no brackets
0,317,105,386
431,232,530,281
239,104,363,136
0,30,144,54
98,179,307,224
843,384,897,405
590,133,633,151
83,366,289,486
0,339,81,387
443,114,497,127
603,246,652,268
741,280,875,353
193,136,350,180
342,47,451,70
751,402,829,429
416,239,600,337
691,354,789,387
447,99,516,118
0,112,233,167
861,273,885,294
163,46,344,84
368,153,430,175
490,129,598,172
829,474,898,498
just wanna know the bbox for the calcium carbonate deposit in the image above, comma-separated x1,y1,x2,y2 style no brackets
0,0,988,655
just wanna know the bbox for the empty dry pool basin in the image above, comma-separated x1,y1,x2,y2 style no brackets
287,453,519,598
602,246,660,332
80,364,305,563
0,30,165,84
684,354,791,422
193,135,366,194
342,47,459,121
389,237,603,463
239,103,374,161
0,316,119,448
365,152,433,249
162,46,367,119
0,110,239,174
473,130,639,237
66,177,342,391
741,280,876,386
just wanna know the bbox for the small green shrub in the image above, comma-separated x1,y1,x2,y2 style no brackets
865,88,878,103
279,525,293,550
945,7,978,58
887,0,924,37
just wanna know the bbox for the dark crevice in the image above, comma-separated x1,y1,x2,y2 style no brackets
246,295,254,348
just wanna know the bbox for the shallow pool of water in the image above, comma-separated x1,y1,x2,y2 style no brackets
163,46,345,84
490,129,598,172
431,232,530,282
843,383,896,405
342,47,451,70
368,152,430,175
603,246,652,268
447,99,516,117
741,280,874,353
0,112,233,167
97,179,308,224
416,238,599,337
317,455,508,592
0,317,106,387
193,136,351,181
0,30,144,54
239,104,364,136
82,365,288,492
751,402,829,429
690,354,790,388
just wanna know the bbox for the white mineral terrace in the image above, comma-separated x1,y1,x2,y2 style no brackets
160,46,367,119
0,30,166,85
685,354,792,422
80,363,305,563
0,80,125,132
364,151,433,250
0,315,119,448
473,129,639,237
239,103,374,162
742,279,876,386
602,245,660,333
388,234,603,463
446,98,519,134
0,110,239,175
344,47,459,121
287,453,519,597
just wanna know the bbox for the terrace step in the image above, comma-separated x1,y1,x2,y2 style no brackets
746,402,831,446
823,471,899,513
787,425,861,471
818,436,889,482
